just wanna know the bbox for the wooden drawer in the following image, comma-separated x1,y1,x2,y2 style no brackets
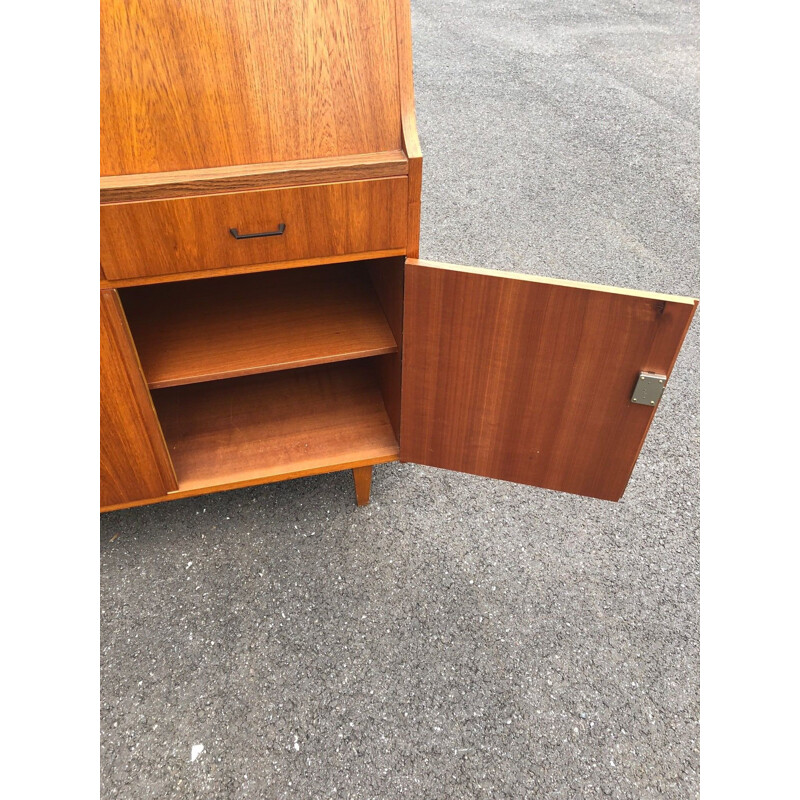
100,177,407,280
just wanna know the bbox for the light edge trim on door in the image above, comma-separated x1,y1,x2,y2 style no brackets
407,258,698,306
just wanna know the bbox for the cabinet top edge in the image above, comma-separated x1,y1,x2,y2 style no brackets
407,259,699,306
100,150,409,205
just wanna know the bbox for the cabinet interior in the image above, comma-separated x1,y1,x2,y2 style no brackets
119,258,405,492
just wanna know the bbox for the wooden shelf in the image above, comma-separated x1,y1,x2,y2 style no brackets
122,264,398,389
152,361,399,492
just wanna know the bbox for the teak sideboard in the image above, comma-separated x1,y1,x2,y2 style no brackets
100,0,698,512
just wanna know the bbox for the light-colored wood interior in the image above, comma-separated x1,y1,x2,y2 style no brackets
121,262,398,389
153,361,399,492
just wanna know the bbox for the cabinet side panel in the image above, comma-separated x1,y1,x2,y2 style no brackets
394,0,422,257
400,261,697,501
367,257,405,439
101,290,178,508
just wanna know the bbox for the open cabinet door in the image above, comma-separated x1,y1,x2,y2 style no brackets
101,290,178,509
400,259,697,501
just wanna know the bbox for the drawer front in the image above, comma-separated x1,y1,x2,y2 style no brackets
100,177,407,280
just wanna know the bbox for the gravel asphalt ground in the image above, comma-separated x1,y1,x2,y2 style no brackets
101,1,700,797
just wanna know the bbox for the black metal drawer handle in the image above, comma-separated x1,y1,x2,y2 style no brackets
229,223,286,240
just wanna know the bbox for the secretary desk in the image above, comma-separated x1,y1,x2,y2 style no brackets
100,0,698,511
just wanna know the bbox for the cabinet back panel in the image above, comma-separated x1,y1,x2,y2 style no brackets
101,0,402,175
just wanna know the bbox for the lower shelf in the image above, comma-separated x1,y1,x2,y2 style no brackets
152,360,399,492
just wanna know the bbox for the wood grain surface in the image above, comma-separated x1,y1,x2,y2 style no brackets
153,361,399,491
101,0,402,175
352,465,373,506
394,0,422,257
100,456,397,512
400,260,698,501
367,257,405,440
100,178,408,280
100,250,406,290
100,290,177,508
100,151,408,204
122,264,398,388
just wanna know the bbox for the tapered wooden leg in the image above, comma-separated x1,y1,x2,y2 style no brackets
352,465,373,506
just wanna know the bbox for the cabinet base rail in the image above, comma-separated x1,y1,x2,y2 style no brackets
100,459,392,513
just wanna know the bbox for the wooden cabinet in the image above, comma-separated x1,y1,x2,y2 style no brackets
100,0,697,512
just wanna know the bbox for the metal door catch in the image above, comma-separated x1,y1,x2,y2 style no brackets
631,372,667,406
